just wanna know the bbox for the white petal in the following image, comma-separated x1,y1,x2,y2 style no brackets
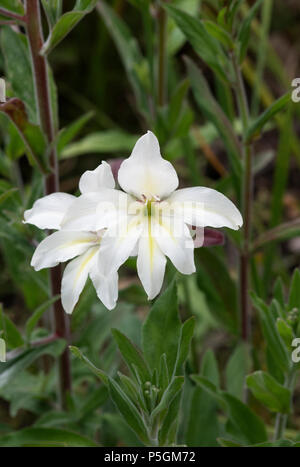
137,219,166,299
24,193,75,230
89,266,118,310
61,189,131,231
167,187,243,230
118,131,178,200
79,161,115,194
61,246,98,314
153,216,195,275
98,216,144,276
31,230,98,271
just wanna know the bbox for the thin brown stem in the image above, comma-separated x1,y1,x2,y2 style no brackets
30,333,59,347
0,7,25,23
231,53,253,342
25,0,71,407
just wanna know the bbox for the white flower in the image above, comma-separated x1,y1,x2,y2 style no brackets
24,161,118,314
60,131,243,302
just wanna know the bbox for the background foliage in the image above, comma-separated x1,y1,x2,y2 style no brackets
0,0,299,447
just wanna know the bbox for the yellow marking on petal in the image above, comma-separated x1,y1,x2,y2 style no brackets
147,217,154,272
116,216,142,245
58,236,98,250
75,246,99,284
158,218,176,242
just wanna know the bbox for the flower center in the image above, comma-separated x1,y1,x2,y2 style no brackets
142,195,160,218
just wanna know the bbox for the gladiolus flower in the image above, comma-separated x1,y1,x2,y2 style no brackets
60,131,243,303
24,162,118,313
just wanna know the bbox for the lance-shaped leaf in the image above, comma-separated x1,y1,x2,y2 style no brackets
0,98,48,173
273,277,285,309
0,0,24,15
225,343,250,400
25,295,60,341
158,391,181,446
111,329,151,384
108,377,150,445
0,304,24,349
0,427,98,447
192,369,268,446
0,340,65,389
191,375,224,407
41,0,98,55
61,130,139,159
245,93,291,143
57,111,94,156
186,58,242,191
118,372,142,408
167,79,190,129
187,350,220,447
1,27,37,123
237,0,263,63
97,1,149,116
0,187,18,205
195,247,239,334
165,4,231,82
251,293,290,375
246,371,291,414
158,354,169,392
151,376,184,420
288,269,300,311
41,0,62,28
69,345,108,385
173,317,195,376
203,20,235,50
142,280,181,375
221,392,268,445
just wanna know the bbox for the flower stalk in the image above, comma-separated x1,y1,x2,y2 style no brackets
25,0,71,407
231,52,253,342
0,7,25,23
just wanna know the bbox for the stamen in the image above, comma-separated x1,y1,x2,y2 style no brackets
141,194,147,204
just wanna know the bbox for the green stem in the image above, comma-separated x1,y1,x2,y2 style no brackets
231,53,253,343
25,0,71,408
273,370,297,441
157,1,167,106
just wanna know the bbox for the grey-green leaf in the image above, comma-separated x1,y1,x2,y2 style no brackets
246,371,291,414
61,130,138,159
1,27,37,123
41,0,98,55
142,280,181,375
165,4,231,82
0,427,98,447
111,328,151,384
222,392,268,445
246,93,291,143
0,340,66,389
69,345,108,385
108,377,150,445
